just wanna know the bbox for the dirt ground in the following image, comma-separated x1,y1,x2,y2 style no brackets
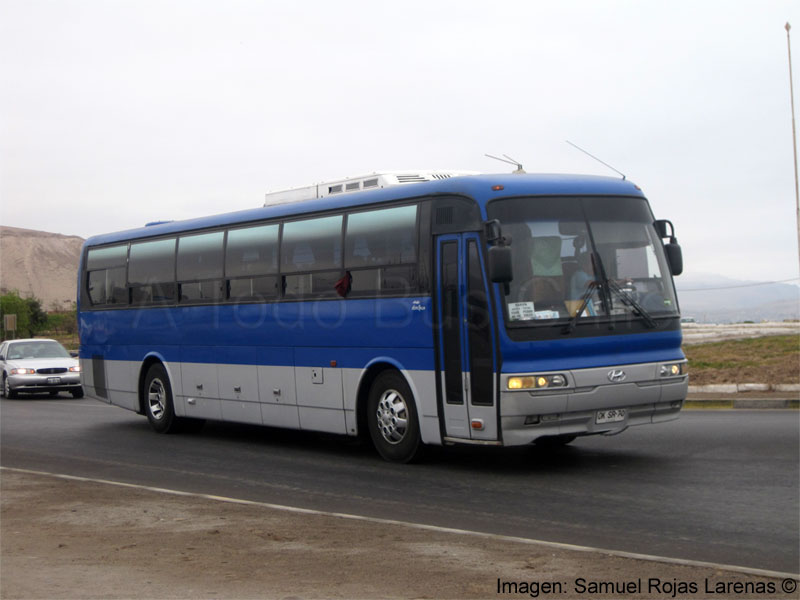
1,469,795,600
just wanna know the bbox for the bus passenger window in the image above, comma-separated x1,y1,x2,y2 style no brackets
131,283,176,304
345,205,417,267
87,270,108,305
226,224,279,277
229,276,278,301
345,205,418,295
283,274,311,298
88,267,127,306
86,245,129,307
177,232,224,282
128,238,177,305
381,265,416,293
281,216,342,273
179,280,225,302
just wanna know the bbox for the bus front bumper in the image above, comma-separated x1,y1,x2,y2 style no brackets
499,363,688,446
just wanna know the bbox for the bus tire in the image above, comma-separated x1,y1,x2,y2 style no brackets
367,370,422,463
144,364,179,434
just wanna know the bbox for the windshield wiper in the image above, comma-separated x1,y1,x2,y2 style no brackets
562,280,598,334
566,251,657,331
606,279,657,328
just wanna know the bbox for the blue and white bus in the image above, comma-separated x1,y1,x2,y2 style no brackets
78,171,687,462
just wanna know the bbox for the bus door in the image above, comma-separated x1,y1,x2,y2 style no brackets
435,233,498,441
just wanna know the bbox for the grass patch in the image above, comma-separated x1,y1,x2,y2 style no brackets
683,335,800,385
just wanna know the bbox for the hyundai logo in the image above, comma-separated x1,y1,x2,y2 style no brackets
607,369,627,383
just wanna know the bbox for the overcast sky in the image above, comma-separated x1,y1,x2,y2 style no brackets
2,0,799,284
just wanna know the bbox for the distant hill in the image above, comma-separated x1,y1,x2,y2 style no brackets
0,226,84,309
675,272,800,323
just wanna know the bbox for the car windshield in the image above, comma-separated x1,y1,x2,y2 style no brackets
7,341,71,360
487,196,679,327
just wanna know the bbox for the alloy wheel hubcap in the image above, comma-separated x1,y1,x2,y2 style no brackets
375,389,408,444
148,378,166,420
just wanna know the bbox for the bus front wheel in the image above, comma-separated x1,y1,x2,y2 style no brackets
367,371,422,463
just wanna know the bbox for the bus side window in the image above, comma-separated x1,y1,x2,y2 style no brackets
86,245,129,307
226,224,279,302
177,231,224,304
345,205,418,296
128,238,177,305
87,270,108,305
281,216,343,299
88,267,128,306
228,276,279,302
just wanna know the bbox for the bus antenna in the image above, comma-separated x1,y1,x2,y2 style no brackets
566,141,626,180
485,153,526,174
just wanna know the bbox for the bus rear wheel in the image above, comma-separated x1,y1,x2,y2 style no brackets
144,364,180,434
367,370,422,463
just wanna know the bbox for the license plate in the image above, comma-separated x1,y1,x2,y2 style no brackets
47,377,61,384
596,408,627,424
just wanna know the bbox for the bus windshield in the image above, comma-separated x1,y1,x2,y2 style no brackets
487,196,679,327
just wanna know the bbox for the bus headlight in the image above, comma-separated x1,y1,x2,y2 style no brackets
659,363,687,377
507,374,568,390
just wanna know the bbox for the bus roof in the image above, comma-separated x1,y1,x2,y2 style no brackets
84,173,646,247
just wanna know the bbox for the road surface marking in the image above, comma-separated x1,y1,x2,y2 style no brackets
2,465,797,580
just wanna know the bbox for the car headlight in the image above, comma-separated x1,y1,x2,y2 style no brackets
659,362,687,377
10,368,36,375
69,366,81,372
507,373,568,390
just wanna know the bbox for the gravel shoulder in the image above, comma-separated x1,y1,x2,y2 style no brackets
2,469,794,600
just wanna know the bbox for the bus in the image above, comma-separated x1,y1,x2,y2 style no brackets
77,171,687,462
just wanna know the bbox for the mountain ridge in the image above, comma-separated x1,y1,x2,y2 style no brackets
0,226,85,309
675,272,799,323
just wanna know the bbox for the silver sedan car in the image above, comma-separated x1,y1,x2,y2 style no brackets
0,339,83,398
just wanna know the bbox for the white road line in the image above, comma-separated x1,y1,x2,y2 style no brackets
47,402,111,408
2,466,797,580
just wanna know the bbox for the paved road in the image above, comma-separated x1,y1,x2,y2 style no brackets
1,396,798,574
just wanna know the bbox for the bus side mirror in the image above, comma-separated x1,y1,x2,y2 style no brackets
655,219,683,275
489,245,513,284
664,243,683,276
485,219,513,292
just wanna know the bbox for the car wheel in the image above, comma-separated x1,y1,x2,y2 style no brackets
71,388,84,399
367,370,423,463
144,364,178,433
3,375,18,399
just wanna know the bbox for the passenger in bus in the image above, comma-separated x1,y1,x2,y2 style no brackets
510,227,564,311
567,251,597,316
568,251,595,299
529,235,564,309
